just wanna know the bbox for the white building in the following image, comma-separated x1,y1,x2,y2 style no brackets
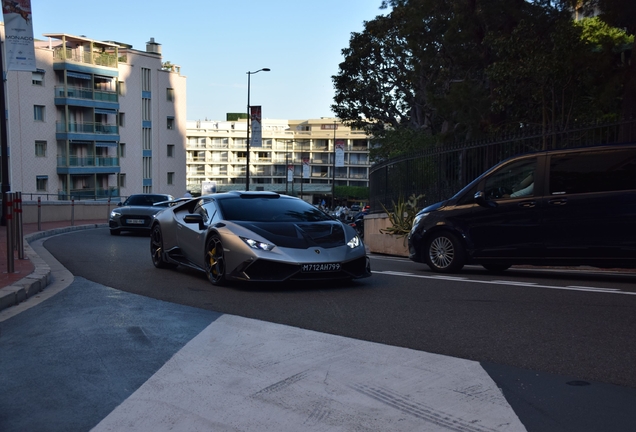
186,117,372,206
2,29,186,200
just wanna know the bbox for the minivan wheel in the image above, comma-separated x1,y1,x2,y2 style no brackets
482,264,511,272
425,232,465,273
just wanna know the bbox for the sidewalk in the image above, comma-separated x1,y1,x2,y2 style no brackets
0,219,108,310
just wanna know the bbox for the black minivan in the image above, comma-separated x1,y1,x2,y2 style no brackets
407,144,636,273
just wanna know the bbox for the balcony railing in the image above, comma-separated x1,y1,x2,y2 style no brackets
58,156,119,167
56,121,119,135
94,90,118,102
60,187,120,200
53,47,118,68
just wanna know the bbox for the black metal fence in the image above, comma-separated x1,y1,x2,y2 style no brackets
369,119,636,213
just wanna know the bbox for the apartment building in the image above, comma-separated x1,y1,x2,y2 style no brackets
2,28,186,200
186,117,371,206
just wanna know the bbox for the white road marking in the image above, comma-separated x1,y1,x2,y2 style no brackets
372,270,636,296
92,314,526,432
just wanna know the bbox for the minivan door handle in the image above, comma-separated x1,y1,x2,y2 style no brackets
549,198,568,206
518,201,536,208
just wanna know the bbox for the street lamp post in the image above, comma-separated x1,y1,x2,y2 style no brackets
285,139,292,194
246,68,270,191
332,120,337,210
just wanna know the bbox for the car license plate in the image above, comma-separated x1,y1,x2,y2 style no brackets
301,263,341,273
127,219,145,225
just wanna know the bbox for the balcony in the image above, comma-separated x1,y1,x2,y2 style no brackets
55,85,118,103
58,156,120,167
60,187,120,200
53,46,119,68
57,121,119,135
187,156,206,163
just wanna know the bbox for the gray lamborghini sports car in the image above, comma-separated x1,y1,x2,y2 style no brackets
150,191,371,285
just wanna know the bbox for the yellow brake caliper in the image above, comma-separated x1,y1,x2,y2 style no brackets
208,245,217,275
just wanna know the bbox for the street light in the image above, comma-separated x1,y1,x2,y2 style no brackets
246,68,270,191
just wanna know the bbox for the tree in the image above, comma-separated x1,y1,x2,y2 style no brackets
334,0,633,158
583,0,636,122
333,0,531,143
485,6,606,139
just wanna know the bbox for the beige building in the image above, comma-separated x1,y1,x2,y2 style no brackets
186,118,371,206
2,28,186,200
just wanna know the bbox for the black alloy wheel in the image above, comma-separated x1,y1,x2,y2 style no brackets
205,235,227,286
150,225,176,269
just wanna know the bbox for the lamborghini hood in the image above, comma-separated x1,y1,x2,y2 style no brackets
234,220,349,249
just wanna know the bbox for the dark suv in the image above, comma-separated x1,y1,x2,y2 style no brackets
408,144,636,273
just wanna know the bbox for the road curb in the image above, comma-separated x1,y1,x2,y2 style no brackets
0,223,108,313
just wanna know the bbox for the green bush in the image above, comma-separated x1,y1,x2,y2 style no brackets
380,194,424,243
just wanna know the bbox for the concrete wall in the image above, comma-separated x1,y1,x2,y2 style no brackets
363,213,409,257
18,201,408,258
20,201,112,224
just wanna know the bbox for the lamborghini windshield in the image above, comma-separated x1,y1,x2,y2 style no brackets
216,196,332,222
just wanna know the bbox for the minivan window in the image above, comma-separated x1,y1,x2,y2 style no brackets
484,158,537,199
549,148,636,195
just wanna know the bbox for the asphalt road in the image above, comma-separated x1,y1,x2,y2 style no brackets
2,227,636,431
43,228,636,390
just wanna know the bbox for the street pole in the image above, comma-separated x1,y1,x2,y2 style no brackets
0,41,10,226
246,68,270,191
285,139,289,194
332,120,337,210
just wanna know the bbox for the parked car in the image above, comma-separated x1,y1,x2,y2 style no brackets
408,144,636,273
109,193,174,236
150,191,371,285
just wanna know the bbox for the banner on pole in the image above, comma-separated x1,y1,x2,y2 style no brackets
2,0,37,71
250,105,262,148
335,139,345,167
287,165,294,182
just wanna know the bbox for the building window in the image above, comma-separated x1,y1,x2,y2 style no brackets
119,173,126,188
142,98,151,121
167,172,175,185
167,144,175,157
32,71,44,86
34,105,45,121
167,117,175,130
118,112,125,127
36,176,48,191
142,68,151,92
118,80,126,96
35,140,47,157
119,142,126,158
167,88,174,101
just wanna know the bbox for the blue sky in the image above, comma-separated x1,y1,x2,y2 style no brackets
29,0,387,121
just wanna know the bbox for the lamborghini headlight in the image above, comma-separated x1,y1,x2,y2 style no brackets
241,237,275,251
347,235,361,249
